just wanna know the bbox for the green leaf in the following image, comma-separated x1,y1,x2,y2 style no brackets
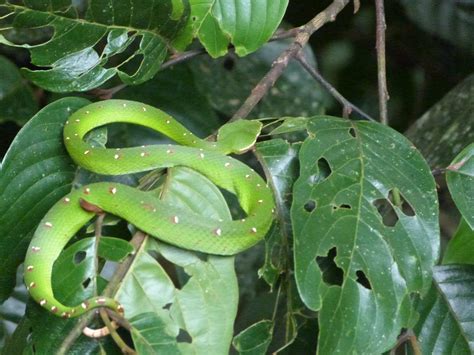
400,0,474,53
269,117,310,136
446,143,474,229
443,219,474,265
233,320,273,355
190,41,325,118
255,139,300,288
0,1,190,92
0,97,89,303
117,167,238,354
0,56,38,125
188,0,288,57
405,73,474,168
292,117,439,354
414,265,474,354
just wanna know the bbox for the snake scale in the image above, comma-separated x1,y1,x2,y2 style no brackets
24,100,275,319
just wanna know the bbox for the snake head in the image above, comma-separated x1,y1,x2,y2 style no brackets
217,120,263,154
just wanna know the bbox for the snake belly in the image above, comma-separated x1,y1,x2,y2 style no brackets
23,100,275,318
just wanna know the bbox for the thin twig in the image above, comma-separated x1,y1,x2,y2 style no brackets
161,48,207,70
93,214,105,297
375,0,389,125
58,232,147,354
390,330,421,355
296,53,375,121
230,0,351,121
100,309,136,354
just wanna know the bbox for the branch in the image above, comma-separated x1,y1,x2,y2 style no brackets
375,0,389,125
230,0,351,121
296,53,375,121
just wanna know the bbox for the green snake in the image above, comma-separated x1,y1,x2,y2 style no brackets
24,99,275,319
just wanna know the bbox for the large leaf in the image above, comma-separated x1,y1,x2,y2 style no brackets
399,0,474,53
0,56,38,125
0,97,89,302
116,167,238,354
405,73,474,168
446,143,474,229
443,219,474,265
292,117,439,354
414,265,474,354
190,41,325,118
0,1,189,92
187,0,288,57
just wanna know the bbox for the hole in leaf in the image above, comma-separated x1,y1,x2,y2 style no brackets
192,16,197,21
348,127,357,138
150,253,191,290
316,248,343,286
177,328,192,343
162,303,172,310
82,277,91,289
356,270,371,289
304,200,317,213
74,251,87,264
332,204,352,211
223,57,235,71
398,193,415,216
308,158,332,186
373,195,398,227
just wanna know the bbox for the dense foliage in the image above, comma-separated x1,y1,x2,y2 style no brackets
0,1,473,354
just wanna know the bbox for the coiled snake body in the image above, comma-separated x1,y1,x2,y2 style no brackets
24,100,275,318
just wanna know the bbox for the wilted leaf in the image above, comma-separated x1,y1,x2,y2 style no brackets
414,265,474,354
0,98,89,302
0,1,190,92
446,143,474,228
292,116,439,353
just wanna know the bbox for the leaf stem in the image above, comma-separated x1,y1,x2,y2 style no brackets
296,53,375,121
99,309,136,354
375,0,389,125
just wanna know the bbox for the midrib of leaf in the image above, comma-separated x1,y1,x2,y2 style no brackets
3,4,175,48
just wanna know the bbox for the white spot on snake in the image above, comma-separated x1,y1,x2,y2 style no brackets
81,302,88,309
75,119,80,123
110,187,117,195
32,246,41,253
29,282,36,288
256,183,261,188
85,111,90,114
84,150,90,155
114,154,120,160
61,312,70,318
40,299,47,306
65,120,69,125
245,174,251,179
67,107,71,112
117,305,124,313
44,222,53,228
51,306,58,313
27,265,34,272
214,228,222,237
225,163,231,168
166,120,170,124
166,149,173,154
199,153,205,159
241,219,246,222
123,103,127,108
250,227,257,233
140,152,147,157
116,148,121,151
183,133,187,136
258,200,263,204
84,188,91,195
65,137,70,140
142,107,147,112
172,216,179,224
74,133,78,137
193,140,197,144
96,298,106,304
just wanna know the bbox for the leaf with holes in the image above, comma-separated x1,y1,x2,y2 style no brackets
292,116,439,354
26,236,132,354
187,0,288,57
232,320,273,355
414,265,474,354
446,143,474,229
116,167,238,354
443,219,474,265
0,0,189,92
0,97,89,303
